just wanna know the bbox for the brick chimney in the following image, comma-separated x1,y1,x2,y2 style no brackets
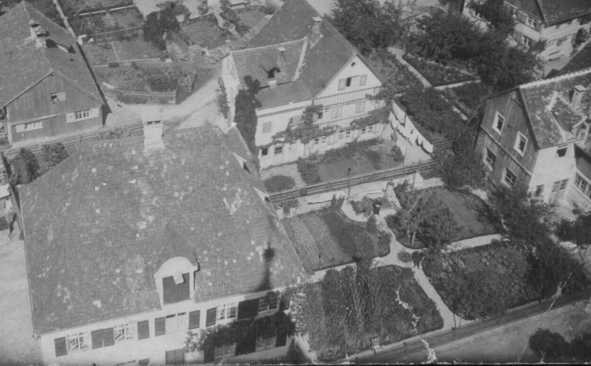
144,120,165,152
310,16,323,49
572,85,586,109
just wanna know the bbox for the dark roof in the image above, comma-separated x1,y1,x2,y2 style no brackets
506,0,591,24
232,38,307,89
558,42,591,76
516,69,591,148
237,0,364,108
0,2,102,108
21,126,307,334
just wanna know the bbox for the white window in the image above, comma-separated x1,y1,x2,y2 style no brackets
503,167,517,187
575,174,591,199
75,109,90,120
367,125,373,133
67,108,98,123
355,100,366,113
526,17,539,29
214,344,235,360
523,36,533,47
484,148,496,169
345,129,352,138
275,145,283,155
262,122,272,134
15,120,43,133
258,293,278,313
114,323,135,343
256,336,276,351
338,78,346,90
217,303,237,320
514,132,528,155
67,332,90,352
320,136,327,144
360,74,367,86
493,112,505,134
331,105,343,119
338,129,344,140
165,312,187,332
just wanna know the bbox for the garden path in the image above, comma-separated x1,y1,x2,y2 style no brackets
387,47,432,88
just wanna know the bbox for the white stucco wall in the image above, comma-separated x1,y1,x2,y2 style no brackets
315,55,382,98
528,144,576,202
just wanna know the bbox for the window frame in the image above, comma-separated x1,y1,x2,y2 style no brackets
114,323,135,343
503,167,517,187
274,145,283,155
256,335,277,351
262,122,272,134
214,344,235,360
484,148,496,170
66,332,90,353
355,100,366,114
492,112,505,134
258,293,279,313
217,303,238,321
513,132,528,155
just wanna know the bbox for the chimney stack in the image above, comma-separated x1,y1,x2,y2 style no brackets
29,20,47,48
268,78,277,90
310,17,323,49
571,85,586,109
144,120,165,152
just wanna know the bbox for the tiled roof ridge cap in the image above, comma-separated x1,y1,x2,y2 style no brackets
519,68,591,89
238,37,307,54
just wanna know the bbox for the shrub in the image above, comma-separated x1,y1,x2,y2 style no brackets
144,6,180,50
351,196,374,217
234,88,260,156
397,251,412,263
40,143,69,171
11,148,39,185
264,175,296,193
145,67,181,92
364,149,382,169
403,54,474,87
296,158,321,185
108,62,120,68
390,145,404,164
529,328,569,360
281,199,299,216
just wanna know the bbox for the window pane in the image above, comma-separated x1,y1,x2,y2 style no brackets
189,310,201,330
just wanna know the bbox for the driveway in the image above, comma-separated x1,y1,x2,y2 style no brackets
0,229,42,365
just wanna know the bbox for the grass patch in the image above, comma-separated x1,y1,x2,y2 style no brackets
82,43,118,64
264,175,296,193
180,14,233,48
112,38,162,60
368,50,424,93
403,53,475,87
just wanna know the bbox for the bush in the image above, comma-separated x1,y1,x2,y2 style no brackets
264,175,296,193
234,88,260,157
397,251,412,263
529,328,569,360
390,145,404,164
351,196,374,217
40,143,69,172
145,67,181,92
11,148,39,185
403,54,474,87
108,62,120,68
280,199,299,216
296,158,321,185
364,149,382,169
144,6,180,50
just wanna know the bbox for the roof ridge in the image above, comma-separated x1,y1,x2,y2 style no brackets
534,0,547,23
237,37,307,54
520,68,591,89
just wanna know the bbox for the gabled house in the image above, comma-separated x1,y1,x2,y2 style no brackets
475,69,591,209
20,124,308,365
471,0,591,61
222,0,386,169
0,2,105,146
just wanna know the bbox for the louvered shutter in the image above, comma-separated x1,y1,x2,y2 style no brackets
155,317,166,336
90,107,100,118
91,329,103,349
176,273,190,302
138,359,150,365
535,21,542,31
338,79,346,90
137,320,150,340
360,74,367,86
163,276,176,304
189,310,201,330
206,307,217,326
54,337,67,357
238,299,259,320
102,328,115,347
518,11,527,23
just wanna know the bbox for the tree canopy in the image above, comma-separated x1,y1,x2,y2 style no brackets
469,0,515,34
143,5,180,50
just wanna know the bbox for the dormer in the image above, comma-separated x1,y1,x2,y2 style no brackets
154,257,199,307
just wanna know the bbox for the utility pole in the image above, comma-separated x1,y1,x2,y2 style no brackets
347,167,352,199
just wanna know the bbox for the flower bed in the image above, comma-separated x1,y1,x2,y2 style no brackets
282,209,382,271
112,38,162,61
70,7,143,36
368,50,424,93
288,265,443,360
94,63,181,93
180,14,233,48
403,54,475,87
445,82,492,116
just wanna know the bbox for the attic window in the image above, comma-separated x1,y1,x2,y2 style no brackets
557,147,567,157
233,153,250,173
351,62,356,67
51,92,66,103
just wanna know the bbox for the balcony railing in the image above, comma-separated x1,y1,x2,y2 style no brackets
311,86,382,108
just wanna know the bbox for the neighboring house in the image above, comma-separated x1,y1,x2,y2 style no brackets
466,0,591,62
0,2,105,146
475,69,591,209
20,124,308,365
222,0,386,169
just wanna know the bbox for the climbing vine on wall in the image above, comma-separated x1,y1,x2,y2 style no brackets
350,107,390,130
272,105,336,145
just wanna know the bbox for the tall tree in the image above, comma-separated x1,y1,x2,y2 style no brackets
556,210,591,261
394,187,447,246
330,0,416,55
469,0,515,34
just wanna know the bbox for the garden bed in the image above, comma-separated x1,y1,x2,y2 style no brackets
396,88,466,141
444,82,492,116
59,0,134,14
367,50,424,93
69,7,143,36
82,43,119,64
180,14,233,48
282,209,385,272
289,265,443,360
94,63,181,93
422,240,591,321
403,54,475,87
112,38,162,60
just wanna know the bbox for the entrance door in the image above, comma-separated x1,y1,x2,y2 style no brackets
550,179,569,203
165,348,185,365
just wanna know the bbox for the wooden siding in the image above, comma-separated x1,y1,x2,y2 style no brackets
476,91,538,187
7,73,103,143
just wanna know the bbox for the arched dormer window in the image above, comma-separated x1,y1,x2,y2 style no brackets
154,257,198,306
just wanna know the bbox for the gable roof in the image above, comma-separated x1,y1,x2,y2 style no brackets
233,0,374,109
506,0,591,25
21,126,307,334
504,69,591,149
0,2,102,108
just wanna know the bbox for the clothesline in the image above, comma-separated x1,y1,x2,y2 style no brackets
390,112,434,154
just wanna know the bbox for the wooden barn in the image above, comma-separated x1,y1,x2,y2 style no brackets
0,2,105,146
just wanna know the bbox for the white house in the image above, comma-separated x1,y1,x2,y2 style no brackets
20,124,308,365
222,0,387,169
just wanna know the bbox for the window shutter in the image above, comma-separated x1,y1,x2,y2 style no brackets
238,299,259,320
204,346,215,363
360,74,367,86
102,328,115,347
176,273,190,302
338,79,346,90
189,310,201,330
163,276,176,304
137,320,150,340
54,337,67,357
155,317,166,336
206,307,217,326
91,329,103,349
66,112,75,123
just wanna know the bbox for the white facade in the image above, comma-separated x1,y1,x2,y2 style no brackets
528,144,577,202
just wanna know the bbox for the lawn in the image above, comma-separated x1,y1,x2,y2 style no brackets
237,8,266,28
289,265,443,361
112,38,162,60
180,15,233,48
282,209,384,271
94,63,181,93
403,54,475,87
82,43,118,64
423,241,591,321
367,50,424,93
